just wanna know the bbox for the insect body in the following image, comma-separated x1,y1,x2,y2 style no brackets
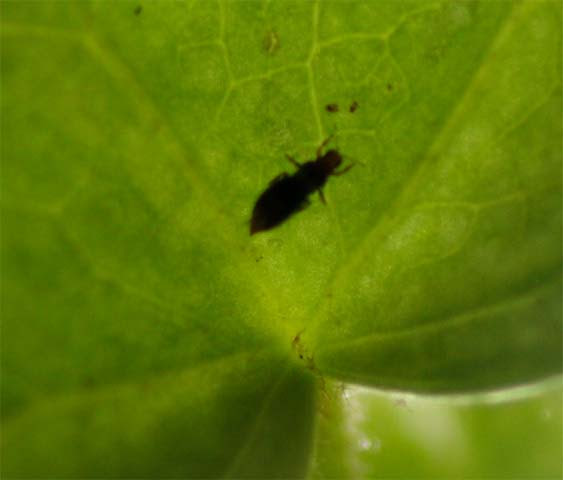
250,137,354,235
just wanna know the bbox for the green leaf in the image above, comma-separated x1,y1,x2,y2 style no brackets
309,385,563,479
1,0,561,477
311,0,562,391
3,353,315,478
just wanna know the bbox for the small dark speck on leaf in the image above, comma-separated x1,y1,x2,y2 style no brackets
255,255,264,263
134,5,142,15
387,83,393,91
326,103,339,113
349,101,359,113
263,30,280,55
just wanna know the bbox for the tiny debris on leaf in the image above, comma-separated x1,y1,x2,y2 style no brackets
263,30,280,55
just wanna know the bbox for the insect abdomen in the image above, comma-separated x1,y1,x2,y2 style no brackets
250,177,309,234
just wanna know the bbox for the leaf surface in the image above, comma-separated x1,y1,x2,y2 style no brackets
1,0,561,476
308,385,562,479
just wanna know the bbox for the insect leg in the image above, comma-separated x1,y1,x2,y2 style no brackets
316,135,335,158
318,188,326,204
333,163,355,176
286,154,302,169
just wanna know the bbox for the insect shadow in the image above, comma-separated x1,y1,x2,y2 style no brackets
250,136,354,235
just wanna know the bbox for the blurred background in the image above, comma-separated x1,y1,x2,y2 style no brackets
312,382,562,478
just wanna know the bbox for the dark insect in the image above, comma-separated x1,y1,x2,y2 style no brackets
325,103,339,113
349,101,359,113
250,137,354,235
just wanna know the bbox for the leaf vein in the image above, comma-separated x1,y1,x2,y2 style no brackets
311,1,524,329
320,272,561,353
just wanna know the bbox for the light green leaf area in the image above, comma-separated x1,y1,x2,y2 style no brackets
1,0,561,477
310,384,563,479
